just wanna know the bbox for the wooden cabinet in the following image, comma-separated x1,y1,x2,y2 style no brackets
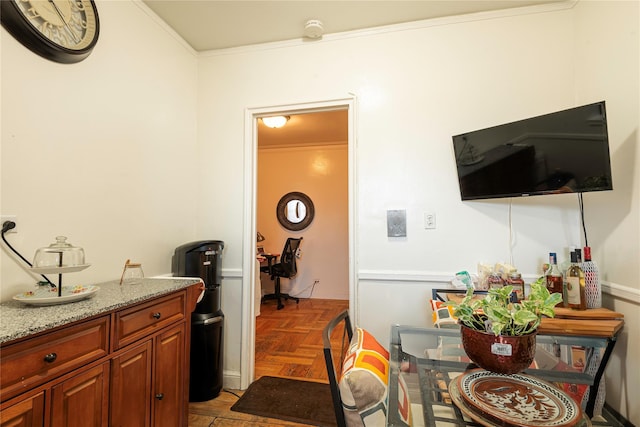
0,282,202,427
110,322,186,427
0,392,44,427
1,362,109,427
110,341,152,427
51,363,109,427
152,324,185,427
110,293,187,427
0,316,109,402
114,293,186,350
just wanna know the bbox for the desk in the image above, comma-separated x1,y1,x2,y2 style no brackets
259,253,279,275
256,254,278,316
387,322,624,427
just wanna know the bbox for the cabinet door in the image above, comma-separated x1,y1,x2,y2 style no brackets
152,324,185,427
110,341,152,427
0,392,44,427
50,363,109,427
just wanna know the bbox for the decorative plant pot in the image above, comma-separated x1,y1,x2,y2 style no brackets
460,323,537,374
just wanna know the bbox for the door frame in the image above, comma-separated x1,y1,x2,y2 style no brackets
240,97,357,389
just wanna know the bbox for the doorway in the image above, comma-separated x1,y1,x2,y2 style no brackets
257,110,349,300
240,98,356,389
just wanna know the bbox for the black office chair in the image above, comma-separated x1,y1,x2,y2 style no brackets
261,237,303,310
322,309,353,427
432,288,487,302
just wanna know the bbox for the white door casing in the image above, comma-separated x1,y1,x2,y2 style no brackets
240,97,357,389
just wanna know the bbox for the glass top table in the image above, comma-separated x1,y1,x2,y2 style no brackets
386,325,622,427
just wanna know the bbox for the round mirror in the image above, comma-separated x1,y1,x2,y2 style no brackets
276,192,315,231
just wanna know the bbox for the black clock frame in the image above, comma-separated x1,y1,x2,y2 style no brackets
1,0,100,64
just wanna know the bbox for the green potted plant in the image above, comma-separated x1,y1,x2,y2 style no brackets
447,282,563,374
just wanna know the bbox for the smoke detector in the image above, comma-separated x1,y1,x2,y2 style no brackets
304,19,324,39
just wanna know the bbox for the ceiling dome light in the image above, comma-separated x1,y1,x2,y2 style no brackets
262,116,290,128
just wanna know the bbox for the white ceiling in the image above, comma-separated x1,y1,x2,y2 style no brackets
141,0,562,146
142,0,563,52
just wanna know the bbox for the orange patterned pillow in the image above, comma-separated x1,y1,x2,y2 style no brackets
429,299,458,328
396,373,412,425
339,327,390,426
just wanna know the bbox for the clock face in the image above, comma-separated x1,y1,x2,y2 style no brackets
1,0,99,63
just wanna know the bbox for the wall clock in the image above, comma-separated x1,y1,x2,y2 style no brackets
1,0,99,64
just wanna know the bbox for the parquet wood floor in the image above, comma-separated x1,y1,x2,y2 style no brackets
188,298,349,427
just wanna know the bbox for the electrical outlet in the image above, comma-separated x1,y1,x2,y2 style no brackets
1,216,17,233
424,212,436,229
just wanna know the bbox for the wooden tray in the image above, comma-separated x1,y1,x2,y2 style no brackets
539,317,624,338
552,307,624,320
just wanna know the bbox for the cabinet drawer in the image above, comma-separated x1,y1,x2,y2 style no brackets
0,316,109,402
114,292,186,350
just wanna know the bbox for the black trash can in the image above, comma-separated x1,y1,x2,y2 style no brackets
172,240,224,402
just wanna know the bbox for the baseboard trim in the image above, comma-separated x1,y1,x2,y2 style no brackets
223,370,241,390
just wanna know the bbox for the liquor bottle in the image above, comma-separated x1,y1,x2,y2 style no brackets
582,246,602,308
545,253,564,305
566,250,586,310
507,269,525,301
487,271,504,289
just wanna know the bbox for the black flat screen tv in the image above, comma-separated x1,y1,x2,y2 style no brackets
452,101,613,201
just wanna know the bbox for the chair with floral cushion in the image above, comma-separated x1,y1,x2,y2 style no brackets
323,310,400,427
322,309,353,427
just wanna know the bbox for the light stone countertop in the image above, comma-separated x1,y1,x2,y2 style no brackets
0,277,203,344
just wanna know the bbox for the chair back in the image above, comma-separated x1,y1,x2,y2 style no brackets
278,237,303,277
322,309,353,427
432,288,516,303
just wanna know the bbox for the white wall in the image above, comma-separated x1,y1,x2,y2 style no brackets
198,0,578,388
257,145,349,300
1,1,199,297
572,1,640,421
2,0,637,423
197,2,638,423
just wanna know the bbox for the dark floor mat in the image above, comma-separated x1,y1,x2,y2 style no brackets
230,376,338,427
